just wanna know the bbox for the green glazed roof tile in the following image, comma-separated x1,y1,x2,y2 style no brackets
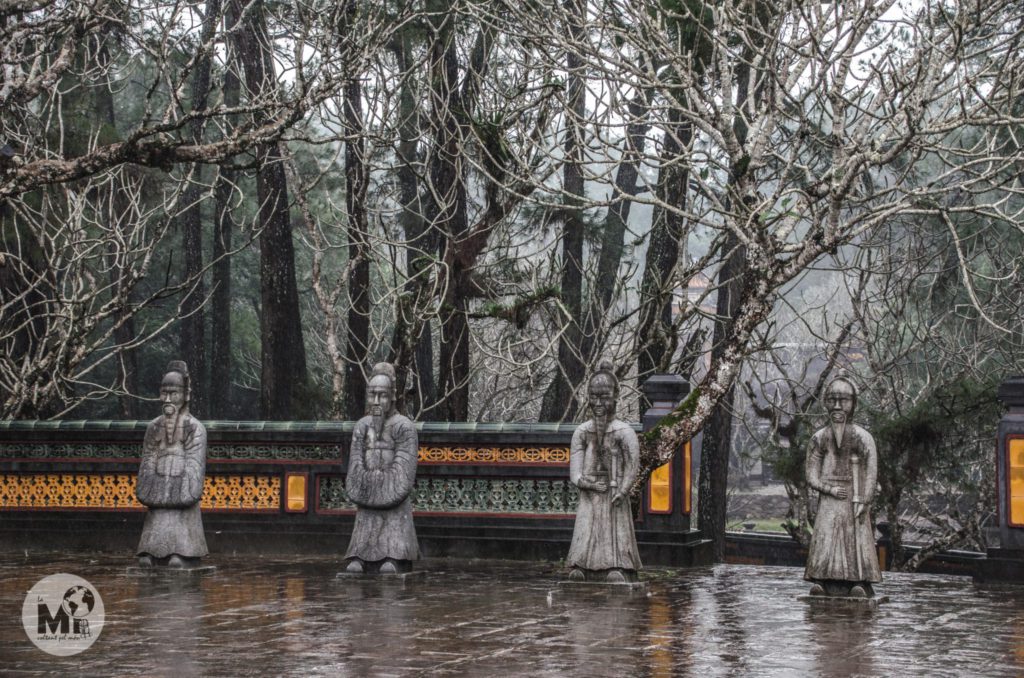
0,419,624,433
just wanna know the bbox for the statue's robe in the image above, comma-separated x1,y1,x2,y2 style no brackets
136,414,208,559
344,413,420,562
567,419,642,573
804,423,882,584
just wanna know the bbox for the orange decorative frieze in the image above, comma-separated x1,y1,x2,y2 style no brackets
0,473,138,509
417,446,569,465
204,475,280,510
0,473,281,511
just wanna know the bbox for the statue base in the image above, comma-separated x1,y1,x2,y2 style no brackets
336,570,426,581
556,579,647,591
798,594,889,608
125,565,217,577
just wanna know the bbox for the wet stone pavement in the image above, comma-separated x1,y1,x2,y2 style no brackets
2,553,1024,677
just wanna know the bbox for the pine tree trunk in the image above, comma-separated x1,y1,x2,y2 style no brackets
425,1,470,421
209,50,240,419
579,88,651,368
697,38,757,561
637,106,691,383
539,0,586,422
342,24,370,420
698,241,745,560
175,0,219,417
388,29,436,418
231,0,309,419
93,41,140,417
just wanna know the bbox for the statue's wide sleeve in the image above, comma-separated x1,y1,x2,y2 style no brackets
180,419,207,506
346,418,418,509
805,433,827,494
388,417,418,500
618,427,640,496
135,422,160,505
345,421,369,504
569,425,587,487
861,430,878,504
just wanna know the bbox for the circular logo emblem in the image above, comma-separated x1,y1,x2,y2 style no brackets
21,573,104,656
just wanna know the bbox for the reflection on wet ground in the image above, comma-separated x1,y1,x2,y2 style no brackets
1,553,1023,676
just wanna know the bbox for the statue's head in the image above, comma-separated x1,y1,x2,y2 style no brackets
160,360,190,418
366,362,397,418
587,359,618,421
824,374,857,424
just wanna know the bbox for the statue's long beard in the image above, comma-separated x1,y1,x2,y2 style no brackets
162,407,182,445
370,414,385,440
830,420,846,449
592,413,609,452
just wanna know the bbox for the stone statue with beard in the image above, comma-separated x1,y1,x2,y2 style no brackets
135,360,209,568
804,374,882,597
343,362,420,574
566,360,642,583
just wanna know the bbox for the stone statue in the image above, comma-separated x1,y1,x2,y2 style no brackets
566,360,642,583
135,361,209,568
344,362,420,574
805,374,882,597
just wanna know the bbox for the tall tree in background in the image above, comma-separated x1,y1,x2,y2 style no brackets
539,0,587,422
698,0,763,558
635,105,690,381
698,232,746,560
421,1,467,421
177,0,223,417
93,36,141,418
210,14,243,419
231,0,309,419
578,83,652,374
634,1,713,384
388,25,437,418
342,0,370,420
385,8,556,421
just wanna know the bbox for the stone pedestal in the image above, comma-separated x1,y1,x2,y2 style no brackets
556,579,647,591
336,570,425,580
798,594,889,608
125,565,217,577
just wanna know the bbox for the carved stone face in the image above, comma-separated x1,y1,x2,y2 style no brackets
366,375,394,417
824,380,855,424
587,375,616,420
160,373,187,417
